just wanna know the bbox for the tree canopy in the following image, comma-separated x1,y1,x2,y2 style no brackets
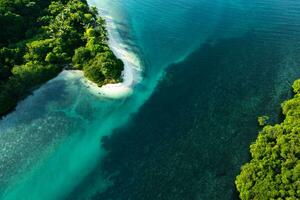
0,0,123,116
236,80,300,200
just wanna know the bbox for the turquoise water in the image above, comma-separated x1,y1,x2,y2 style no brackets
1,0,300,199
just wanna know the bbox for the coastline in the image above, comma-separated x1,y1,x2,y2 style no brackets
81,4,143,99
0,0,132,117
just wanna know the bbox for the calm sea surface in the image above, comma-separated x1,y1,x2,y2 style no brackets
1,0,300,199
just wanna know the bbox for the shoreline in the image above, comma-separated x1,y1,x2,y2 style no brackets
83,5,143,99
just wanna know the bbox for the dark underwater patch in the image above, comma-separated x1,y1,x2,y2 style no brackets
69,31,300,200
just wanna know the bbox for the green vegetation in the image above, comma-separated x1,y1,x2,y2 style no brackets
0,0,123,116
236,80,300,200
258,115,269,126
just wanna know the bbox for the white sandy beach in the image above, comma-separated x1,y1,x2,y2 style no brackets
81,10,142,99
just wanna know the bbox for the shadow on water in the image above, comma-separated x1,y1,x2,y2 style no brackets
69,30,300,200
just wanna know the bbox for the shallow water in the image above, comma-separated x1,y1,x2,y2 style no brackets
1,0,300,200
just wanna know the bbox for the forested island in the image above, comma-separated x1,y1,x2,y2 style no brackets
236,80,300,200
0,0,123,116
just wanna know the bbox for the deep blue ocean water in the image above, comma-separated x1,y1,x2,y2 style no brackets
1,0,300,199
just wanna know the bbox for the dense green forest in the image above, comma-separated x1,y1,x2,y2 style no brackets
236,80,300,200
0,0,123,116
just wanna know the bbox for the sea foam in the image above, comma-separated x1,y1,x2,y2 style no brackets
86,10,143,99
